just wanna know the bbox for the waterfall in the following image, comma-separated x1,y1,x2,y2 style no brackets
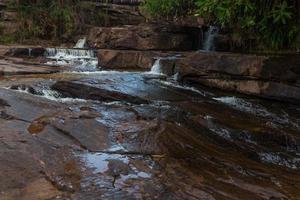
44,48,98,71
74,38,88,49
202,26,219,51
150,58,162,74
45,48,96,58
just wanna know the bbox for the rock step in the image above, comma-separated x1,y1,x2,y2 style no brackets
88,24,202,51
96,49,300,103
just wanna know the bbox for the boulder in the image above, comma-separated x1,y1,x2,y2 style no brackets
97,49,156,70
97,49,186,70
88,24,202,50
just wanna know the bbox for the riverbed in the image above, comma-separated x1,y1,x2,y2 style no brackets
0,48,299,199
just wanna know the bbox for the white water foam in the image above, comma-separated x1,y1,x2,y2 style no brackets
213,96,300,130
74,38,88,49
150,58,163,74
7,86,87,103
45,48,98,71
155,79,206,96
213,96,270,117
40,89,87,103
259,152,299,170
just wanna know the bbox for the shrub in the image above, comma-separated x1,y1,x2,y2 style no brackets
141,0,300,50
16,0,79,40
195,0,300,50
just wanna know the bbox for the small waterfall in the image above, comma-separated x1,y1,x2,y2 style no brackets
150,58,162,74
45,48,96,58
44,48,98,71
74,38,88,49
202,26,219,51
28,48,32,57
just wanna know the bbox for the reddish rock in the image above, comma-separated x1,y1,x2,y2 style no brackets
78,2,145,28
97,49,156,70
97,49,186,70
175,52,300,82
88,24,201,50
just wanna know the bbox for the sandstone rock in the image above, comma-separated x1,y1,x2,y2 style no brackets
151,51,300,103
97,49,186,70
97,49,156,70
88,24,201,50
190,78,300,103
0,60,64,76
78,2,145,28
175,52,300,83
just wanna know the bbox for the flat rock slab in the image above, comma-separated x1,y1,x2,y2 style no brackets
0,60,65,76
51,72,205,103
1,74,300,199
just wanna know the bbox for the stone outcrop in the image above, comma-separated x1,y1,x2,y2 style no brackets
88,24,201,50
97,49,186,70
97,49,156,69
78,2,145,28
96,49,300,103
173,52,300,103
175,52,300,83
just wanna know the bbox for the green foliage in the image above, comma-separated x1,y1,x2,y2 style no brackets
0,35,16,44
195,0,300,50
141,0,195,18
142,0,300,50
16,0,79,40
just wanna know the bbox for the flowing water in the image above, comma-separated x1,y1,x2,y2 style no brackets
202,26,219,51
74,37,88,49
0,49,299,199
45,48,98,71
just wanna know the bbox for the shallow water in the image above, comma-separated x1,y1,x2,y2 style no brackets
0,50,299,199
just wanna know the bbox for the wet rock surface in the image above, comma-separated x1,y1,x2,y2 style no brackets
0,47,300,200
96,49,300,103
0,66,300,199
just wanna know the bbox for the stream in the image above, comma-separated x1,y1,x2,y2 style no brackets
0,48,299,199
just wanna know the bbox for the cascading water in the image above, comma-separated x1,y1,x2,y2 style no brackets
150,58,162,74
74,37,88,49
45,48,98,71
202,26,219,51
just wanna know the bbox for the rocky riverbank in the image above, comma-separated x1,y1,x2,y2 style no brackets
0,48,300,199
0,0,300,200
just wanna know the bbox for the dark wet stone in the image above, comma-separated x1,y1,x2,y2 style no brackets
52,80,149,104
5,47,46,57
10,84,41,95
0,70,300,199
